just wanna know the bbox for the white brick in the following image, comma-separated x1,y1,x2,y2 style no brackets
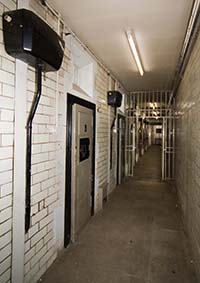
0,159,12,173
0,256,11,276
48,168,56,178
31,190,47,205
24,261,31,275
0,183,12,197
2,58,15,74
0,109,14,122
48,200,59,213
31,183,41,196
28,262,40,281
27,80,36,92
2,84,14,98
28,223,39,239
0,207,12,224
33,114,50,125
0,171,12,186
43,106,54,116
48,185,57,196
47,252,57,270
41,178,56,190
0,231,11,250
1,0,16,10
0,244,11,263
39,248,54,268
33,133,49,144
39,214,52,230
31,227,47,247
43,231,53,245
0,121,13,134
35,239,44,253
0,194,12,210
45,193,57,207
25,240,31,253
31,204,39,216
0,70,14,85
25,246,35,264
0,268,10,283
32,152,48,164
32,171,49,185
1,134,13,146
0,147,13,160
0,96,14,110
31,209,47,226
0,219,11,237
32,144,42,155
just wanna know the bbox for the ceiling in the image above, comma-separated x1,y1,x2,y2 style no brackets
50,0,194,91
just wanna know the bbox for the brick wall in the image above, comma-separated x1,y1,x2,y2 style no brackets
23,2,69,282
95,69,119,201
95,65,110,197
109,78,117,193
0,1,124,282
175,33,200,279
0,1,16,283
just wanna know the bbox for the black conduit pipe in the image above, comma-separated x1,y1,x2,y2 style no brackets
25,64,43,233
110,107,117,169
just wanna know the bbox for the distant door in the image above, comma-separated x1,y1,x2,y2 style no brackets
117,115,126,185
71,104,93,241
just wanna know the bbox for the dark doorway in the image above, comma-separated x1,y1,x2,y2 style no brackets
117,114,126,185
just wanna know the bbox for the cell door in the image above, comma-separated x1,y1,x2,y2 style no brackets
117,115,126,184
71,104,94,241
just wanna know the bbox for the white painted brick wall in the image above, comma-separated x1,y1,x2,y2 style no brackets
22,2,68,282
96,65,109,192
175,34,200,280
0,1,125,283
0,1,16,282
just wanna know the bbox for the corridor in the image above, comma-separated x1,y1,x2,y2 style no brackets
40,146,197,283
133,145,162,180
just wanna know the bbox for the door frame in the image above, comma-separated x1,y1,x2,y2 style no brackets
65,93,96,247
117,114,126,185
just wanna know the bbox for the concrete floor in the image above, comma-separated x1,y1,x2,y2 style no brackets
40,145,197,283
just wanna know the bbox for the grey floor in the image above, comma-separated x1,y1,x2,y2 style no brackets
40,145,197,283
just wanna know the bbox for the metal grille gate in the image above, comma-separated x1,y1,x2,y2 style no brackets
126,91,175,180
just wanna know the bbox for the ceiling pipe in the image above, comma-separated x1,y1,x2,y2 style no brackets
168,0,200,106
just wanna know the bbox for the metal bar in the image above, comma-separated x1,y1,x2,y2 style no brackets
25,64,43,233
127,90,175,180
162,118,165,180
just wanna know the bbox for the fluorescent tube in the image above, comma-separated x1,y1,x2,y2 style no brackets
126,30,144,76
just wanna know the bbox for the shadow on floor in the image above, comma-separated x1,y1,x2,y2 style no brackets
39,146,197,283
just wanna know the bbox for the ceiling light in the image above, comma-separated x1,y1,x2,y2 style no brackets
126,30,144,76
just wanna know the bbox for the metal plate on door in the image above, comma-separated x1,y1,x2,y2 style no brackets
79,138,90,162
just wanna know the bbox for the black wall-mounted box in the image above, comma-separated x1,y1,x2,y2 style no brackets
3,9,65,72
107,91,122,108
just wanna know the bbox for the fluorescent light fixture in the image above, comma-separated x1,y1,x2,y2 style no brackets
126,30,144,76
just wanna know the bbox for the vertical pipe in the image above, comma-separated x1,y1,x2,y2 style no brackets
25,64,43,233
